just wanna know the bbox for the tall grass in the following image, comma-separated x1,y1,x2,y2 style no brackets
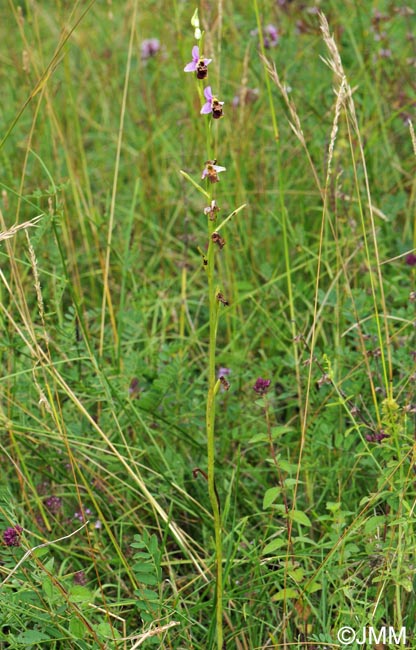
0,1,415,648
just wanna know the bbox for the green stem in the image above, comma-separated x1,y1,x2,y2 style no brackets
206,214,223,649
253,0,279,141
193,21,223,646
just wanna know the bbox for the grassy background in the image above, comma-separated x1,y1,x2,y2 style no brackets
0,0,415,648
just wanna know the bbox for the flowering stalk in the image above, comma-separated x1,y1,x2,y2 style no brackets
200,156,225,650
182,13,244,648
205,192,223,650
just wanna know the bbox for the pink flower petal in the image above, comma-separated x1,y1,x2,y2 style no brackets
200,102,212,114
204,86,213,101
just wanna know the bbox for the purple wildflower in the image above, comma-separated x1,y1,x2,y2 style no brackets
405,253,416,266
74,508,92,522
264,24,279,48
184,45,212,79
232,87,260,107
251,25,280,49
140,38,161,60
200,86,224,119
129,377,140,398
253,377,271,395
218,368,231,392
378,48,392,58
44,496,62,515
365,429,389,443
73,570,87,585
3,525,23,547
201,161,226,183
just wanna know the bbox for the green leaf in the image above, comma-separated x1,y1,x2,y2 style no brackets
42,577,54,599
16,630,52,644
132,534,146,547
271,425,294,439
287,567,304,582
179,170,209,199
42,576,63,604
131,542,146,549
263,487,280,509
95,621,122,639
398,577,413,592
283,478,298,488
133,551,152,560
292,535,318,546
364,515,386,534
326,501,341,513
288,510,312,527
249,432,268,443
278,459,298,474
69,616,86,638
138,587,159,602
148,534,158,555
262,538,286,555
272,588,299,601
134,571,158,586
69,585,93,604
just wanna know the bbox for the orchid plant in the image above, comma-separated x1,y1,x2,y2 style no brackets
180,11,245,650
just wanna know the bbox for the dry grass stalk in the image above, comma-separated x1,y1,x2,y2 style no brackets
260,54,322,194
26,230,45,324
128,621,180,648
319,10,393,399
409,119,416,157
0,214,42,242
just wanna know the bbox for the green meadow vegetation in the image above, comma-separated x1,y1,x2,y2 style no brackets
0,0,415,648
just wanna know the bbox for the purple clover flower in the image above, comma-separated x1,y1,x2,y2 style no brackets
405,253,416,266
253,377,271,395
365,429,389,443
201,86,224,119
251,24,280,49
140,38,161,60
3,525,23,547
74,508,92,522
44,496,62,514
184,46,212,79
73,570,87,585
264,24,279,48
202,161,226,183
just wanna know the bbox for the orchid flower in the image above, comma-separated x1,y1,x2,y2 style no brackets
184,45,212,79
